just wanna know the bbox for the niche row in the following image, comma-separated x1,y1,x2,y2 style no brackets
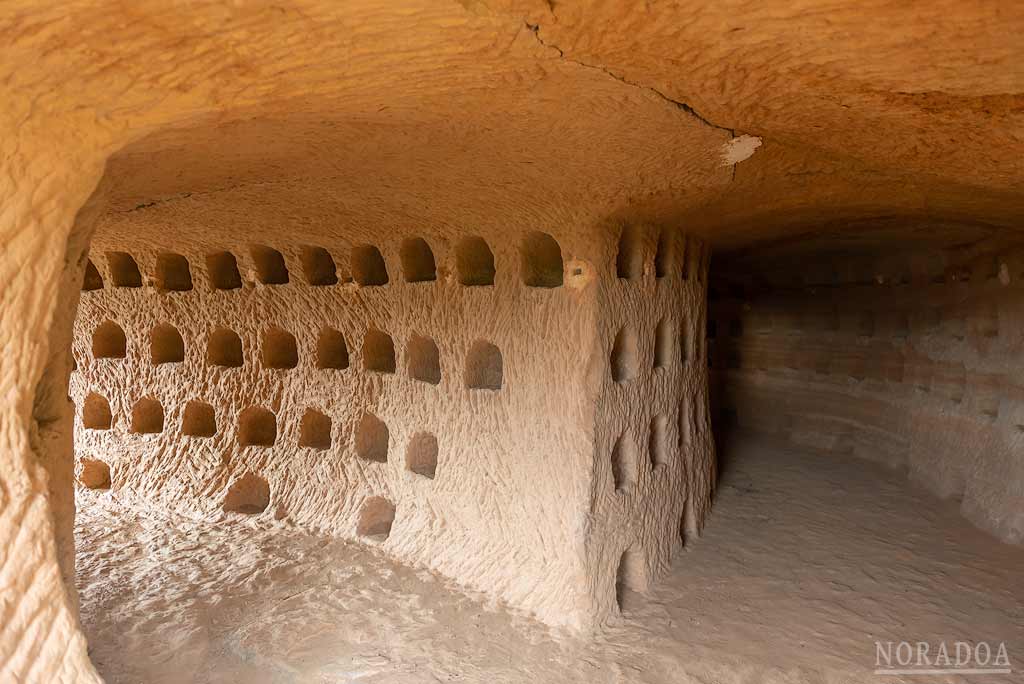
222,473,398,542
86,322,503,389
616,226,705,282
609,408,693,492
80,395,440,480
82,232,567,292
610,318,699,383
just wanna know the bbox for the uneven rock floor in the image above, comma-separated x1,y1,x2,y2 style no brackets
76,435,1024,683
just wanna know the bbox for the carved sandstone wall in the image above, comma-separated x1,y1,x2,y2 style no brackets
2,1,1020,681
711,241,1024,543
71,214,712,629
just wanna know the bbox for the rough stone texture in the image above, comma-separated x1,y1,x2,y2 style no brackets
1,0,1021,680
70,220,712,630
711,237,1024,543
72,436,1024,683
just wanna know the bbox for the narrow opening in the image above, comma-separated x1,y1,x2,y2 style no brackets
355,412,389,463
82,393,112,430
400,237,437,283
316,328,349,370
207,327,244,367
106,251,142,288
206,251,243,290
181,400,216,437
150,323,184,365
363,328,396,374
611,327,639,383
79,458,111,490
261,328,299,369
406,431,439,479
456,236,496,286
351,244,389,286
300,246,338,286
649,415,669,468
130,397,164,434
238,406,277,447
682,497,698,541
299,408,332,450
680,322,691,364
356,496,396,540
407,333,441,385
616,547,644,612
654,318,673,369
679,399,692,445
93,320,127,359
464,340,503,390
611,432,638,492
222,472,270,515
654,229,674,278
521,231,563,288
616,225,644,280
82,259,103,290
155,252,193,291
250,244,289,285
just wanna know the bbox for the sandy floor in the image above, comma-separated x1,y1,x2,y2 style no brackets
75,435,1023,683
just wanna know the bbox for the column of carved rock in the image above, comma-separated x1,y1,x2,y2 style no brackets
582,224,715,625
0,138,104,683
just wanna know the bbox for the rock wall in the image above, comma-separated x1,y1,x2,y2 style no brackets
587,227,715,617
710,241,1024,544
71,215,712,629
2,0,1018,679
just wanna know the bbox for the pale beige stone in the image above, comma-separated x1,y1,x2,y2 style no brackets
1,1,1020,681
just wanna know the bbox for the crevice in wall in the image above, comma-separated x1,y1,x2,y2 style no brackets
238,407,277,447
355,412,389,463
406,431,439,479
155,252,193,292
456,236,496,286
363,328,396,373
130,397,164,434
208,327,244,367
610,327,638,382
465,340,503,390
93,320,127,359
106,252,142,288
181,400,216,437
300,246,339,286
352,244,389,286
206,251,243,290
82,393,112,430
356,496,396,540
521,231,563,288
223,472,270,514
299,408,332,450
261,328,299,370
400,237,437,283
150,324,184,365
316,328,350,370
250,245,289,285
407,333,442,385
